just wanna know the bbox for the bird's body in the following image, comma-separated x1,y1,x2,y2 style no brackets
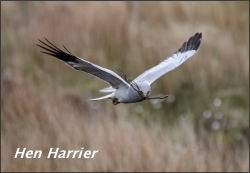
37,32,202,105
113,81,151,104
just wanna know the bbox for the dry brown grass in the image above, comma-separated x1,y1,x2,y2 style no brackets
1,1,249,172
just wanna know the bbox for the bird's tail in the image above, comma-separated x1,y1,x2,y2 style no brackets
89,93,114,101
99,86,115,93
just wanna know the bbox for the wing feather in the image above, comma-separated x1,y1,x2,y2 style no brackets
37,39,129,89
133,32,202,85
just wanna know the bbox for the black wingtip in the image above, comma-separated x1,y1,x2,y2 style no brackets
178,32,202,53
36,38,78,63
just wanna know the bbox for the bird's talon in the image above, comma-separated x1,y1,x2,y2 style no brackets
112,100,120,105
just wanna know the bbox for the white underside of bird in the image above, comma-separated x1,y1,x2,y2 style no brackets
37,32,202,105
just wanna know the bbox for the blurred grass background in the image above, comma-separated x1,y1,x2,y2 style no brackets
1,1,249,172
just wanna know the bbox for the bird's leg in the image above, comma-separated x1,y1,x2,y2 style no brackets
112,98,120,105
146,94,168,100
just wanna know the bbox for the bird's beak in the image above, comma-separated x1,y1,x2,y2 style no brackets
143,93,148,97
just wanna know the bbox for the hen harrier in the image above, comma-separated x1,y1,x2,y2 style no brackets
37,32,202,105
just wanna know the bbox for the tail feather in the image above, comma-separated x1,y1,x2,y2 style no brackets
99,86,115,93
90,93,114,101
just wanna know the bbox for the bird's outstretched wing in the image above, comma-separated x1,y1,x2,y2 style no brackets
37,39,129,89
133,32,202,85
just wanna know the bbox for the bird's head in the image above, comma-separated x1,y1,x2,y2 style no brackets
142,91,150,98
131,82,151,99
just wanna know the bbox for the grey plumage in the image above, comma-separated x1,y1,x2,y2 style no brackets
37,39,129,89
37,32,202,105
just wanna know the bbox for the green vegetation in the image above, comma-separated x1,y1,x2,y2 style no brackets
1,1,249,171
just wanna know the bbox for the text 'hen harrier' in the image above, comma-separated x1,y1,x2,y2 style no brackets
37,32,202,105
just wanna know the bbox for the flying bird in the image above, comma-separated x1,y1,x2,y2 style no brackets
37,32,202,105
